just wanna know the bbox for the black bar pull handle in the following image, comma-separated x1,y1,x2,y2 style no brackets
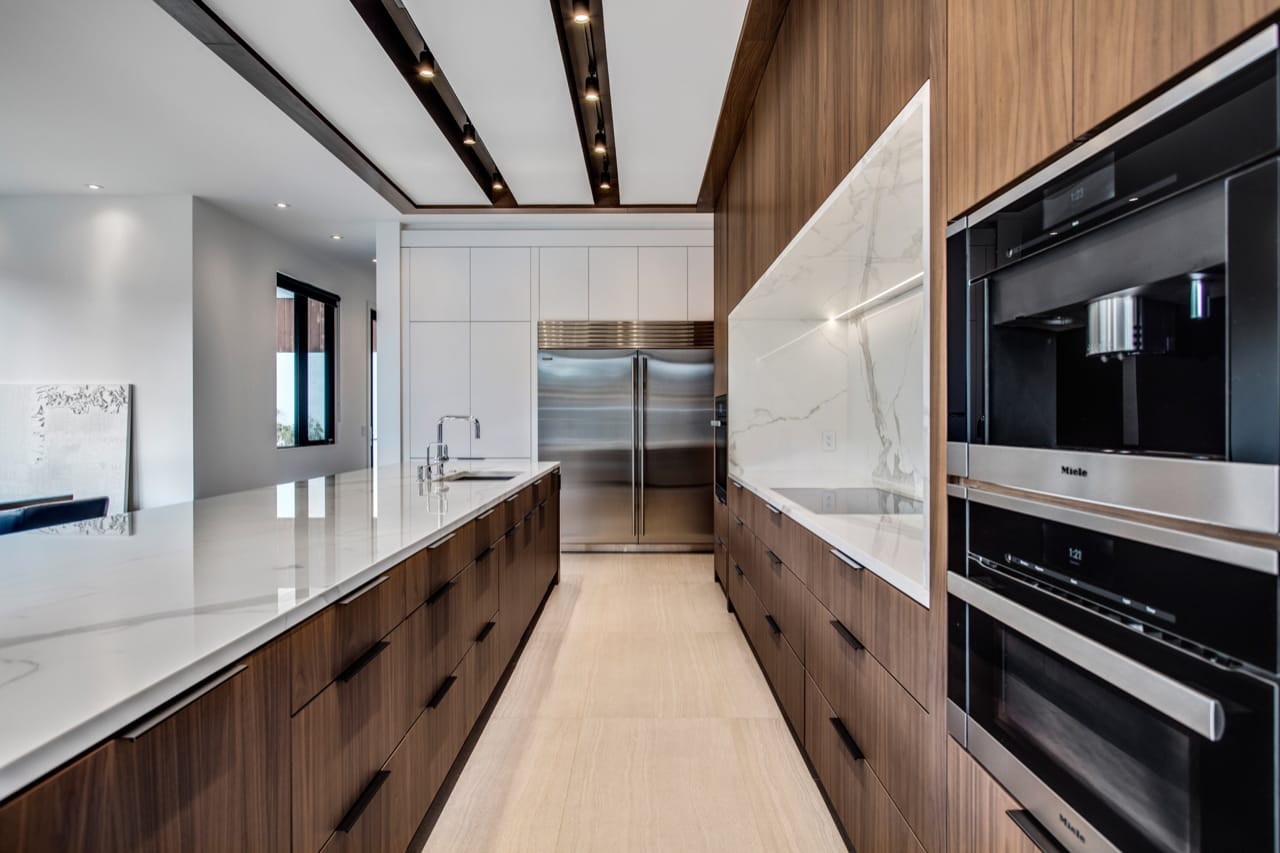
1006,810,1069,852
427,675,458,709
476,621,496,643
830,619,864,651
734,563,744,577
766,549,781,567
336,770,390,833
829,717,864,761
734,515,744,526
765,614,782,634
477,545,495,562
829,548,865,572
426,579,456,606
337,641,389,684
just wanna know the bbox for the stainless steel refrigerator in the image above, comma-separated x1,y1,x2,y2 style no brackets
538,342,713,550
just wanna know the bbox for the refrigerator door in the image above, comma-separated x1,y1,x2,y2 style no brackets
537,349,637,546
638,349,714,545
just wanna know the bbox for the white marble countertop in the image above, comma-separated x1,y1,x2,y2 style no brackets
728,466,929,608
0,459,558,803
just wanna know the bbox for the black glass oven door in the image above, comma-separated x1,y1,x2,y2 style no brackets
960,571,1275,853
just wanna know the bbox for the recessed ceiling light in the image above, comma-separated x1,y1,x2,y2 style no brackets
86,184,103,190
572,0,590,24
462,121,477,146
416,49,435,79
275,201,290,209
331,234,342,241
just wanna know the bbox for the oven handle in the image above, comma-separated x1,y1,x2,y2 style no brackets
949,573,1226,742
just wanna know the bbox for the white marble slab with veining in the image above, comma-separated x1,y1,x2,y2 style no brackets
729,466,928,606
0,459,558,802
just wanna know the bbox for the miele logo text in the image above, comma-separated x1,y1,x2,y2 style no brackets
1061,465,1088,478
1060,814,1086,844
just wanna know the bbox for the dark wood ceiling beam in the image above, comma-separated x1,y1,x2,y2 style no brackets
696,0,791,211
549,0,619,206
153,0,419,213
351,0,515,207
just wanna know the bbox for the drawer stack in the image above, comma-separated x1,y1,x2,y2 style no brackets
724,476,944,853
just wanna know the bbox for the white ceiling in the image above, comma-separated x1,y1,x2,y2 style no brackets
207,0,488,207
0,0,748,237
606,0,749,205
403,0,594,206
0,0,393,265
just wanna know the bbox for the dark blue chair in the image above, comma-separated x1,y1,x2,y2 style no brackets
0,497,110,535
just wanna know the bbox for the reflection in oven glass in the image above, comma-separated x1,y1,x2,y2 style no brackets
998,632,1196,853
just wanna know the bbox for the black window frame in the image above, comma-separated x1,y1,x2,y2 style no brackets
277,273,339,448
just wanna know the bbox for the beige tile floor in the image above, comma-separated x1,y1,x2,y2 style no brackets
420,552,847,853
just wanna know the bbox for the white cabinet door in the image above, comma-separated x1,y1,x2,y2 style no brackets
588,247,639,321
470,322,531,458
687,246,713,321
638,246,688,320
408,248,469,322
538,247,589,320
471,247,531,321
409,322,471,457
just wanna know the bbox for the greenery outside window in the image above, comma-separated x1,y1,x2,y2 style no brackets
276,274,338,447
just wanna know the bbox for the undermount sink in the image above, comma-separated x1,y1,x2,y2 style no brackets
772,487,922,515
442,471,520,482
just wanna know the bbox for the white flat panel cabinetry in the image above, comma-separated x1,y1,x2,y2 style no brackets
687,246,713,321
408,248,470,322
471,247,531,321
588,247,639,321
409,322,470,457
638,247,688,320
470,323,531,458
538,247,589,320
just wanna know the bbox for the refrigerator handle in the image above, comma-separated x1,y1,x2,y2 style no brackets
631,354,638,537
639,354,647,537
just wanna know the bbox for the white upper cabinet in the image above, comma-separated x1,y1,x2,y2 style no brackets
409,322,470,457
687,246,713,321
638,246,689,320
538,247,589,320
408,247,470,322
588,247,639,321
470,322,531,458
470,247,531,322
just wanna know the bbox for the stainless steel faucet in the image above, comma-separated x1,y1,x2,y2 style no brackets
425,415,481,480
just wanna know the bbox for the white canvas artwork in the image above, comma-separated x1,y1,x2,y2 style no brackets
0,384,132,512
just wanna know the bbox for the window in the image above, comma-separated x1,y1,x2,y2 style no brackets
276,274,338,447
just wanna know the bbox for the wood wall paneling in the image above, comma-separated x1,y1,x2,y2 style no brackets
946,0,1073,218
1073,0,1280,136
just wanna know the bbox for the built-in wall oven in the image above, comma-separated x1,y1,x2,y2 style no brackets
947,27,1280,531
948,488,1279,853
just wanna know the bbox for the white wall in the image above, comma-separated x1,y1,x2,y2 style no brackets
193,199,375,498
0,195,195,509
392,216,713,463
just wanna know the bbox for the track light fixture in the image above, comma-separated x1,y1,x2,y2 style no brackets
599,157,612,190
572,0,590,24
462,120,477,145
584,65,601,102
492,172,504,192
416,49,435,79
594,128,607,154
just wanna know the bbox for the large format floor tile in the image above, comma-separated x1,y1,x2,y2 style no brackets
420,552,845,853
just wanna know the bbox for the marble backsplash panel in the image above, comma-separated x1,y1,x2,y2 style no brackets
729,84,929,496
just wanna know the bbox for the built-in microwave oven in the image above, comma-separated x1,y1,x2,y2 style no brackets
948,487,1279,853
947,27,1280,531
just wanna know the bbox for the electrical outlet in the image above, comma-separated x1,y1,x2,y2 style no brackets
821,491,837,513
822,431,837,452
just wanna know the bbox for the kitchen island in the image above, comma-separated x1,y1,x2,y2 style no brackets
0,460,561,852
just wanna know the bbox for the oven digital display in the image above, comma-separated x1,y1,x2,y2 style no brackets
1042,523,1115,576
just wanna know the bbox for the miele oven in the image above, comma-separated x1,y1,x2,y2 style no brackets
947,26,1280,531
948,488,1279,853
